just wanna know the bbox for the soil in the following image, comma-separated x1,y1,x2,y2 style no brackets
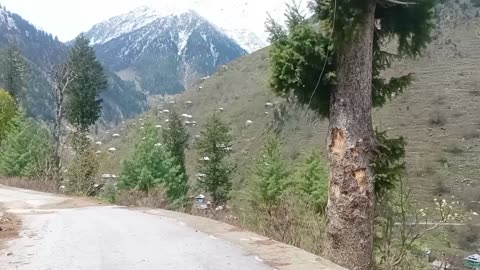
0,212,21,249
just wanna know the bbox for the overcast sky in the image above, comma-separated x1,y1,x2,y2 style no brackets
0,0,310,42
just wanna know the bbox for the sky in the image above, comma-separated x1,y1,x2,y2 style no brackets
0,0,310,42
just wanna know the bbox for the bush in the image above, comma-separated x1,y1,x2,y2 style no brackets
66,142,99,196
457,225,480,250
0,89,16,143
119,122,181,200
0,114,51,177
250,135,291,207
463,129,480,140
240,191,326,255
291,151,329,213
432,179,451,196
116,188,170,209
443,144,464,155
428,111,447,127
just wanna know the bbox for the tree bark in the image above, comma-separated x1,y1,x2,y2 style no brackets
324,2,376,269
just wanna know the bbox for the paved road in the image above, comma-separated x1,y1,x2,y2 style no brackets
0,186,272,270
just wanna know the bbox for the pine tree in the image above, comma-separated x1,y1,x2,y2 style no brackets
4,44,27,104
162,110,190,203
0,114,51,177
196,114,234,208
119,122,181,194
250,135,291,208
0,89,16,144
293,151,329,214
66,35,107,134
268,1,435,268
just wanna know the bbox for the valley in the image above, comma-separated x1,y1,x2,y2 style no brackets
0,0,480,269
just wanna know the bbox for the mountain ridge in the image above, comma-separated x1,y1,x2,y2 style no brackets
85,7,248,95
0,6,148,125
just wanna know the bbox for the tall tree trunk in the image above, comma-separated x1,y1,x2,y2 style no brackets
52,102,63,187
324,2,376,269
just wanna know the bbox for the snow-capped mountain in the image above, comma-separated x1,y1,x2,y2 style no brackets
221,28,267,53
84,7,247,95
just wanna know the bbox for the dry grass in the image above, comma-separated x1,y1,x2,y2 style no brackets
0,212,21,249
116,188,171,209
0,177,57,193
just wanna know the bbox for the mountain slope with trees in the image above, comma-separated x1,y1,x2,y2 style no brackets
0,6,147,125
98,0,480,226
84,6,247,95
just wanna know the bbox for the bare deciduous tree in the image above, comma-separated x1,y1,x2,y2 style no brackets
50,62,75,187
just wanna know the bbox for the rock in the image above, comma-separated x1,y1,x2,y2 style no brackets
245,120,253,126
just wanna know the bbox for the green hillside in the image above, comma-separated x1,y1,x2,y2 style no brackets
96,7,480,215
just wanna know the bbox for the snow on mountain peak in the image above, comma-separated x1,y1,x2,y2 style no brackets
87,6,195,45
221,28,267,53
0,7,17,31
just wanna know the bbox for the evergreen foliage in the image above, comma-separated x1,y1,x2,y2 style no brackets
66,35,107,133
292,151,329,213
196,114,234,207
3,45,28,104
0,114,51,177
66,139,99,196
162,110,190,202
268,0,435,117
249,136,329,213
372,130,406,196
0,89,16,143
119,122,181,195
250,135,292,207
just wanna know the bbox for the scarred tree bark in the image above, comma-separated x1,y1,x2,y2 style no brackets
324,1,377,269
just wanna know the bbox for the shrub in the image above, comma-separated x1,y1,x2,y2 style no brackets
119,122,181,197
291,151,329,214
428,111,447,127
66,144,99,196
463,129,480,140
432,179,451,196
0,114,51,177
0,89,16,143
457,225,480,250
240,191,326,255
116,188,170,209
443,144,464,155
249,135,291,208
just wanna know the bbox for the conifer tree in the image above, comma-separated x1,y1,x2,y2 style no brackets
250,135,291,208
293,151,329,214
0,89,16,144
196,114,234,208
4,44,27,104
66,35,107,134
162,110,190,203
0,114,51,177
268,1,435,268
120,122,181,194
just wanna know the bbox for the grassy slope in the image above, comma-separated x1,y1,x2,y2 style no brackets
96,14,480,216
